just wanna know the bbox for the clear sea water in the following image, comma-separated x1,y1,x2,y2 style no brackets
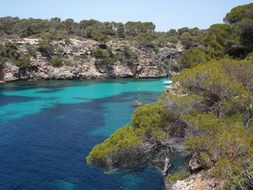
0,79,166,190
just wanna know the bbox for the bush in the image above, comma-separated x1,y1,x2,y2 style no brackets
177,47,210,69
246,51,253,61
37,40,53,57
0,42,20,60
51,56,63,67
92,47,115,65
132,102,166,129
86,125,142,165
166,170,191,183
137,32,155,48
87,102,168,165
27,47,37,58
15,56,31,68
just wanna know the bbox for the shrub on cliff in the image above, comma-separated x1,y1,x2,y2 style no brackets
132,102,166,129
0,42,20,62
37,40,53,57
51,56,63,67
92,47,115,65
224,3,253,54
186,114,253,177
87,102,168,166
246,51,253,61
86,125,143,166
0,42,32,68
166,170,191,183
177,47,210,69
171,59,253,186
15,55,31,68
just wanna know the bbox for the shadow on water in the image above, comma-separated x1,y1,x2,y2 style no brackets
0,93,38,106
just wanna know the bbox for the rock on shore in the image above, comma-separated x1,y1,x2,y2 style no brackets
167,170,224,190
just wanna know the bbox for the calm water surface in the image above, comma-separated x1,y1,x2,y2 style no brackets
0,79,166,190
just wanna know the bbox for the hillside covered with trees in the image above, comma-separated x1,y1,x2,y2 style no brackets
87,3,253,190
1,3,253,82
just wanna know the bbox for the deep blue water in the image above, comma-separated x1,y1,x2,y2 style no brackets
0,79,166,190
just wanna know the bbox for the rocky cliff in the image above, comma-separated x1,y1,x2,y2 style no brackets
0,38,184,82
167,170,224,190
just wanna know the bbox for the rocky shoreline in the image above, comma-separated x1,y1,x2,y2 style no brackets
166,170,224,190
0,38,184,82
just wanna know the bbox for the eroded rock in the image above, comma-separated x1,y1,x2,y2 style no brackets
168,170,224,190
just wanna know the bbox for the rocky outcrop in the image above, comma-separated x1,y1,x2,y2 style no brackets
165,153,224,190
1,62,19,81
92,137,178,173
189,152,203,171
0,38,184,82
167,170,224,190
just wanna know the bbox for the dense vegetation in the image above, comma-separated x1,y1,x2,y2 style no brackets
87,3,253,189
1,3,253,71
169,59,253,188
87,103,168,166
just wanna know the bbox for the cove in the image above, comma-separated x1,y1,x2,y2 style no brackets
0,79,166,190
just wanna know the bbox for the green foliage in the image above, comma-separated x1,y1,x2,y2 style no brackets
174,59,250,100
224,166,253,190
164,59,253,186
116,23,125,38
166,170,191,183
132,102,166,129
205,24,240,58
177,47,210,68
37,40,53,57
224,3,253,24
92,47,115,65
137,33,155,48
0,42,32,68
0,42,20,61
85,26,108,42
86,125,143,165
224,3,253,53
51,56,63,67
178,27,205,49
246,51,253,61
15,56,31,68
87,102,168,165
125,21,155,36
27,47,37,58
0,17,159,44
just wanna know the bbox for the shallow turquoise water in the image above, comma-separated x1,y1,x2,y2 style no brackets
0,79,166,190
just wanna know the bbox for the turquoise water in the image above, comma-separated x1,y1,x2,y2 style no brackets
0,79,166,190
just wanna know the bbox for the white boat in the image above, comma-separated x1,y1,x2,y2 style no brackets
163,80,173,85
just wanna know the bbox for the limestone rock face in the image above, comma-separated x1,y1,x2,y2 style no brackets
113,63,133,78
168,170,224,190
0,39,184,82
1,62,19,81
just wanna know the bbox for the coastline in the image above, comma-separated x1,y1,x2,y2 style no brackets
0,75,170,84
